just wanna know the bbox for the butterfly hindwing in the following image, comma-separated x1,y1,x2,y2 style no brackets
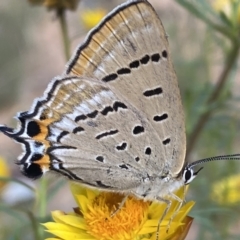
6,76,169,190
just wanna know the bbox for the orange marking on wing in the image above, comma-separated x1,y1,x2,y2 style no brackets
32,119,55,147
34,155,51,166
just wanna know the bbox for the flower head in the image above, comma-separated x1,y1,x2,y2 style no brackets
43,183,194,240
80,8,107,30
212,174,240,205
213,0,240,25
0,156,10,192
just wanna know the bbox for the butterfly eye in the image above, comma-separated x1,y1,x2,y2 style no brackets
183,166,204,185
183,167,195,185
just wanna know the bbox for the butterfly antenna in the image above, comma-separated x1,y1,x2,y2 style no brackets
188,154,240,169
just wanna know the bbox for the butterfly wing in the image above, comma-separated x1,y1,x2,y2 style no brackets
66,0,186,175
1,75,169,190
0,0,186,192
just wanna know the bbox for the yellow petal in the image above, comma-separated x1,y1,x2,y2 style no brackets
76,194,90,213
45,238,60,240
80,9,107,30
170,216,194,240
45,229,90,240
0,157,10,191
172,201,195,222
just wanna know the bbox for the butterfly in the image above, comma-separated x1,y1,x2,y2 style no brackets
0,0,239,217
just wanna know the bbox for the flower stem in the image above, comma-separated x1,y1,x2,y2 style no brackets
38,177,47,218
27,210,42,240
186,40,240,161
37,177,48,239
57,8,71,61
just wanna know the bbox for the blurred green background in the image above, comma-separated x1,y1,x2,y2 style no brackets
0,0,240,239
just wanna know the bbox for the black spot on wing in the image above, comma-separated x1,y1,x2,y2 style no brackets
96,156,104,162
153,113,168,122
102,73,118,82
119,164,128,169
57,131,69,142
162,50,168,58
22,163,43,179
135,157,140,162
75,114,87,122
113,101,127,111
145,147,151,155
117,68,131,75
163,138,171,145
133,126,144,135
73,126,84,134
101,106,114,116
96,129,119,140
27,121,41,137
129,60,140,68
140,55,150,64
143,87,162,97
116,142,127,151
151,53,161,62
87,110,98,118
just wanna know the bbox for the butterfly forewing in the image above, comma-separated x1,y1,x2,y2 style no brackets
66,0,186,175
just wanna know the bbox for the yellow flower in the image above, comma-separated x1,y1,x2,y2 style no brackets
212,174,240,205
28,0,80,11
43,183,194,240
80,9,107,30
0,156,10,192
213,0,240,25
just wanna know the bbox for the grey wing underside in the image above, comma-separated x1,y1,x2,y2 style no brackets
45,77,165,190
64,0,186,180
8,0,186,191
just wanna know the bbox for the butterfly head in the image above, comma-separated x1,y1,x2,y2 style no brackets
182,154,240,185
182,165,203,185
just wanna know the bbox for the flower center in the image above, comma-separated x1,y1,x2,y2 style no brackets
84,192,149,240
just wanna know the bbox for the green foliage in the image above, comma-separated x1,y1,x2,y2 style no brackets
173,0,240,239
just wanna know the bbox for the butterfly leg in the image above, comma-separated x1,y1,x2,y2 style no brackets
110,194,129,217
156,197,171,240
166,193,184,233
183,185,187,204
